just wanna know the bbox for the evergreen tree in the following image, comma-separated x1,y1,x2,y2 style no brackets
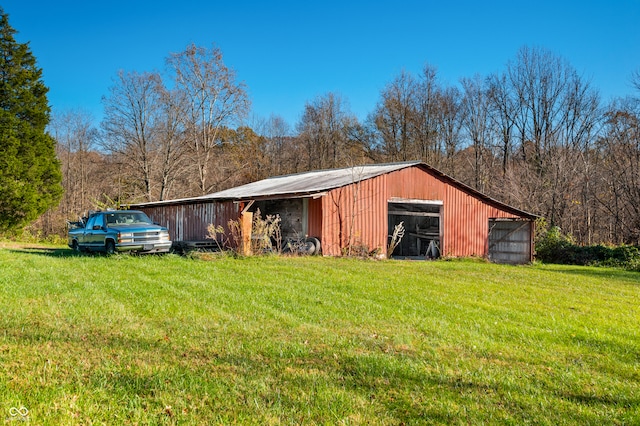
0,8,62,232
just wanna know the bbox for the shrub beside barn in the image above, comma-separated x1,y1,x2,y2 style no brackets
129,161,537,264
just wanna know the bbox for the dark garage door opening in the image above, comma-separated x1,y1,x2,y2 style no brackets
388,201,441,259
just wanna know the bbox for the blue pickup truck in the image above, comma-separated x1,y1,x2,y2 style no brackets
68,210,172,254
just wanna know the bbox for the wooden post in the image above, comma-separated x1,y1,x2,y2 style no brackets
241,211,253,256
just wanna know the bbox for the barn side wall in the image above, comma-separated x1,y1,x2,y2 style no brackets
321,176,387,256
441,184,524,258
319,167,531,259
137,201,239,243
139,198,321,249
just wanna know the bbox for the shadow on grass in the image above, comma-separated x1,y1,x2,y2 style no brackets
336,352,638,424
6,246,168,258
560,390,639,408
7,247,105,258
6,247,83,258
6,245,194,260
537,264,640,284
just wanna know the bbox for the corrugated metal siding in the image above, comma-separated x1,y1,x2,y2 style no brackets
321,188,345,256
488,220,533,264
307,197,323,239
321,176,388,256
319,167,531,259
381,167,525,258
138,201,240,242
442,184,522,258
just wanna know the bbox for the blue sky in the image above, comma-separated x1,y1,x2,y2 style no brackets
3,1,639,130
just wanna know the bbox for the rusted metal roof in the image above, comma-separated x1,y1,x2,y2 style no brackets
132,162,422,207
211,162,423,200
130,161,538,220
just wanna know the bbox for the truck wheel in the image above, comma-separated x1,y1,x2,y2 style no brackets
71,240,80,252
105,240,116,255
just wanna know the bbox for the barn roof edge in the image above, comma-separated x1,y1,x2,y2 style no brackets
128,161,538,219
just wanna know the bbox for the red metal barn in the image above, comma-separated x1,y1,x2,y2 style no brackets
130,162,537,264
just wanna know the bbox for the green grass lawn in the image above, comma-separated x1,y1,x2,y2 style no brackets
0,245,638,425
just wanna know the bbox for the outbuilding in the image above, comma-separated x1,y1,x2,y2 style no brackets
130,161,537,264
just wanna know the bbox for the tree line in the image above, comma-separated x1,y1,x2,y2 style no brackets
36,44,640,246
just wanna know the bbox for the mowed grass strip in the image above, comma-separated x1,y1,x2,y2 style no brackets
0,246,638,424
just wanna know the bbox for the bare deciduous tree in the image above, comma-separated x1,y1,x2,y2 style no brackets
436,86,463,175
486,73,517,176
101,70,164,202
262,114,291,176
413,65,442,165
167,43,250,194
596,100,640,244
460,75,492,191
50,109,98,217
297,92,357,169
372,65,460,168
156,87,187,200
489,47,600,228
372,70,417,161
47,109,103,231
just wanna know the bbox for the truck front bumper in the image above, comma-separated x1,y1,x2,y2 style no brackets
116,241,173,253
